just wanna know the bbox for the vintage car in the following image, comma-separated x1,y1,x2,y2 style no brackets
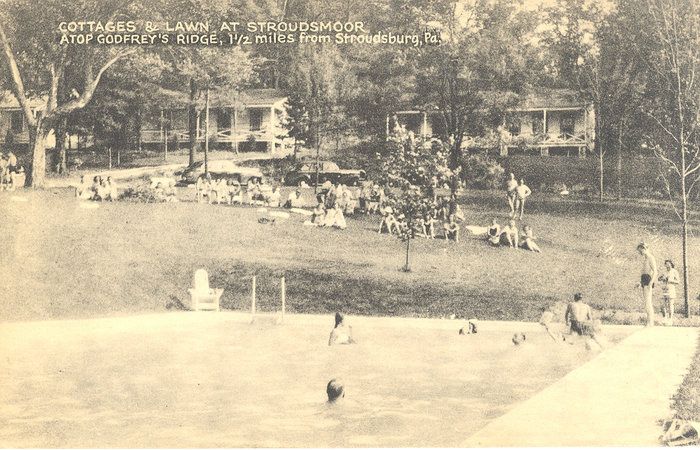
179,160,264,185
283,160,366,187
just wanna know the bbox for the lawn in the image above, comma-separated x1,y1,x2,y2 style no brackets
0,187,698,323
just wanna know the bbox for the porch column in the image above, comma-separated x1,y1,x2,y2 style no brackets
422,112,428,138
269,106,275,153
233,108,238,154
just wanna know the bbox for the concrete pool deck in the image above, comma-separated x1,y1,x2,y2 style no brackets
464,325,699,447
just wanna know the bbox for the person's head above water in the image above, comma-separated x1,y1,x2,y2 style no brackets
574,292,583,302
327,378,345,403
334,312,344,328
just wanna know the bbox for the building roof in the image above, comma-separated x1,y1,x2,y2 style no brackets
237,89,286,107
0,91,47,109
514,88,589,110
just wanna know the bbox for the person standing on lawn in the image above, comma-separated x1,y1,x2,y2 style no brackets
637,242,658,327
659,259,680,325
505,173,518,216
514,179,531,220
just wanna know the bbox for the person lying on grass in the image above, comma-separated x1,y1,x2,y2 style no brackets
565,293,604,349
329,312,355,345
520,225,541,253
499,220,519,248
444,214,460,242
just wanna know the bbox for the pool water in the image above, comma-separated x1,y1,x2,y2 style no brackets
0,313,631,447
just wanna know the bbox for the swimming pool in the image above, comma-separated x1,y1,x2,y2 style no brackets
0,312,633,447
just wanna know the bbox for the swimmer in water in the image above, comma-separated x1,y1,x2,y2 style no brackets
328,312,356,346
326,379,345,403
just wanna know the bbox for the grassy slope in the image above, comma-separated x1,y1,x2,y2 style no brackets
0,187,698,323
672,332,700,421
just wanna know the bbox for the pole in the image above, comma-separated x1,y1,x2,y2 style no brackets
280,276,286,322
314,126,320,195
251,275,257,318
204,87,210,177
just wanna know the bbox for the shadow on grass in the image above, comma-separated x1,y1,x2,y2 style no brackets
208,261,558,321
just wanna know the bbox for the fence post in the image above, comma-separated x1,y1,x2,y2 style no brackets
280,276,286,323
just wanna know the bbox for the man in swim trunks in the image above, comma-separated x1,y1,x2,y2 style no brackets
514,178,532,220
565,293,594,336
505,173,518,216
637,242,658,326
565,293,604,348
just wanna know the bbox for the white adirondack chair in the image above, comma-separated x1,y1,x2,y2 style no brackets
188,269,223,311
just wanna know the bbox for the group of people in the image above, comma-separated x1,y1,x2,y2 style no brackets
377,195,467,242
0,151,25,190
484,218,541,252
309,197,348,229
195,175,282,208
538,293,605,349
75,175,118,201
505,172,532,220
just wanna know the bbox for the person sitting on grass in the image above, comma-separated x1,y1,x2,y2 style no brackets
326,379,345,404
94,177,109,201
284,189,303,208
9,165,25,190
331,203,347,230
329,312,355,345
378,205,399,234
195,175,209,203
267,185,281,208
311,200,326,225
520,224,541,253
444,214,460,242
499,220,519,248
75,175,92,199
229,179,242,205
659,259,680,325
487,219,501,246
565,293,604,348
106,176,118,201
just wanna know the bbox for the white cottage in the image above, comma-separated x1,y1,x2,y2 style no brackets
140,88,289,153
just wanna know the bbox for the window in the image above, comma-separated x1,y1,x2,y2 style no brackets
10,111,23,133
532,114,544,135
507,117,521,136
249,109,263,131
560,113,576,138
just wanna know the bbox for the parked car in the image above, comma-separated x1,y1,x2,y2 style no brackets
283,160,366,186
179,160,264,185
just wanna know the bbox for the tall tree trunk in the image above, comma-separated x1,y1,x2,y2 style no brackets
188,78,198,165
682,203,690,317
56,117,67,174
404,237,411,272
616,122,623,200
29,122,47,188
597,118,604,202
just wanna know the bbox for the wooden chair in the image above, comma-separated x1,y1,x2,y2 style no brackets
188,269,223,311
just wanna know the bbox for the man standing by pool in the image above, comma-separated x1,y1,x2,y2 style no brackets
637,242,658,326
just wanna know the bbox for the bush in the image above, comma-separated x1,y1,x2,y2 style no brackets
460,155,505,190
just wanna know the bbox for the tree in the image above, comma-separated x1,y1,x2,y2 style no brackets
0,0,141,187
636,0,700,317
414,0,538,198
541,0,644,202
378,127,450,272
